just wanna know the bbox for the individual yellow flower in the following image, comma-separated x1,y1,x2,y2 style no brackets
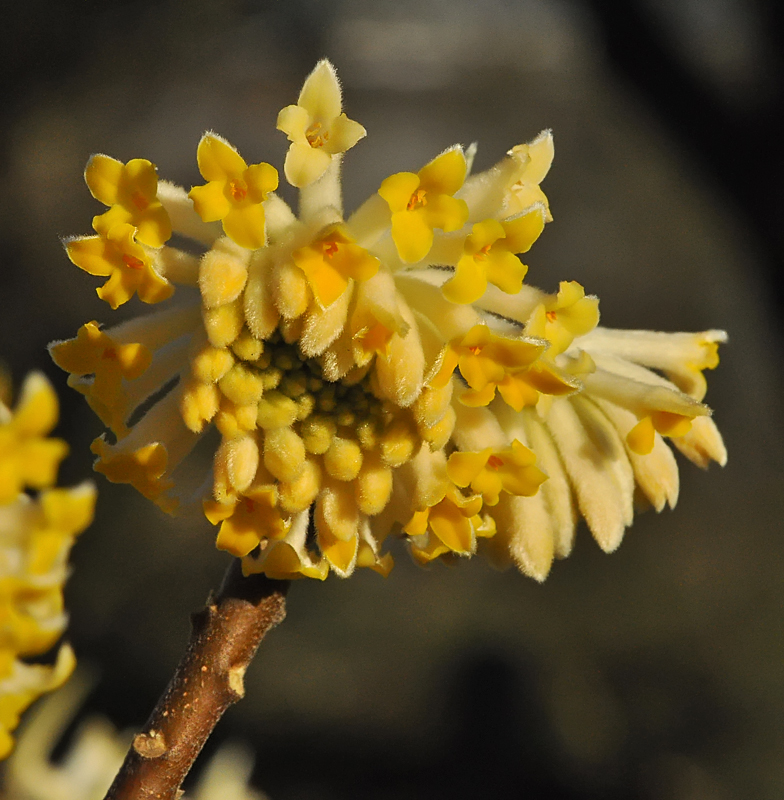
277,59,367,188
506,130,555,219
1,373,95,759
204,483,288,559
524,280,600,356
189,133,278,250
85,155,171,247
441,208,546,304
291,225,380,308
0,374,68,505
378,148,469,263
64,223,174,309
454,129,553,223
447,439,547,505
404,485,485,558
52,60,726,587
49,322,151,438
90,439,176,514
430,324,578,408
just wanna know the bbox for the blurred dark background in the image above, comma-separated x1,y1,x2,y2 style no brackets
1,1,783,798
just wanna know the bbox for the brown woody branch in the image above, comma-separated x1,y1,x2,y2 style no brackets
104,561,289,800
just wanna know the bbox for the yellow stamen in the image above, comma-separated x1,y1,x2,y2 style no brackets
306,122,328,148
407,188,427,211
122,254,145,270
475,244,492,261
229,178,248,202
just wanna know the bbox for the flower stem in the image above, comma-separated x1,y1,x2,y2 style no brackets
104,561,289,800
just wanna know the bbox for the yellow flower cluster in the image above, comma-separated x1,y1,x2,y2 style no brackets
51,60,725,584
0,373,96,758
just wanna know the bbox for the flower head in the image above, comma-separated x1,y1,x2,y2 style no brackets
52,61,726,585
0,373,95,758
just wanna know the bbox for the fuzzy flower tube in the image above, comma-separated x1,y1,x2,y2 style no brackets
51,59,726,585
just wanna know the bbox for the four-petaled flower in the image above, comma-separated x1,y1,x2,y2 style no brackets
379,148,470,263
65,223,174,309
292,225,380,308
189,133,278,250
85,155,171,248
49,322,151,438
277,59,367,188
524,280,600,356
442,207,547,304
447,439,547,506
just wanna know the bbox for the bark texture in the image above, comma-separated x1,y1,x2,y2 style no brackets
104,561,289,800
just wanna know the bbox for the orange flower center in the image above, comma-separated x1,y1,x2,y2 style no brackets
323,240,340,259
407,188,428,211
130,190,149,211
243,498,256,513
546,310,558,323
229,178,248,202
468,345,483,355
122,254,145,270
475,244,492,262
487,454,504,470
102,347,118,361
306,122,328,148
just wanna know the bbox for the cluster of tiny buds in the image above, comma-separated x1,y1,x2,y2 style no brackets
208,325,443,502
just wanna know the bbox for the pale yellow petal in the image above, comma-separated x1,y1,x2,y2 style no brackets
323,113,366,155
298,59,342,121
284,142,332,188
276,104,310,143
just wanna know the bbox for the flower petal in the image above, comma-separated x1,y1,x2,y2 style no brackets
323,113,366,155
284,142,331,188
276,103,310,143
391,210,433,263
378,172,420,214
189,181,231,223
197,133,247,181
84,154,123,205
222,204,266,250
298,59,342,122
418,148,467,195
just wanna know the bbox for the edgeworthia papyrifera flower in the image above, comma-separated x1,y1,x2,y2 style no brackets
0,371,96,758
50,59,726,584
